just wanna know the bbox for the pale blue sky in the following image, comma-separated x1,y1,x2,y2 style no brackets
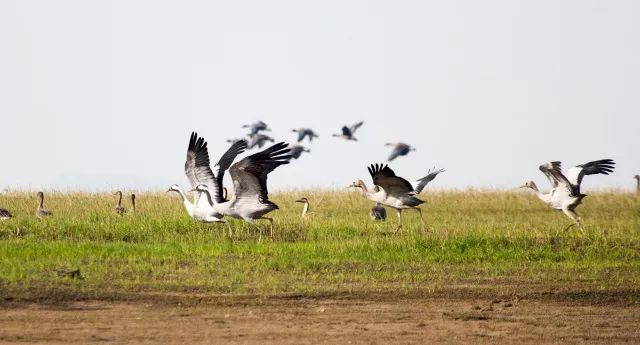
1,0,638,192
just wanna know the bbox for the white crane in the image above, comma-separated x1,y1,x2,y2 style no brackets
292,128,319,143
167,132,248,236
36,192,53,218
332,121,363,141
114,191,126,216
0,208,12,220
385,142,416,161
521,159,615,232
349,164,444,232
191,142,292,240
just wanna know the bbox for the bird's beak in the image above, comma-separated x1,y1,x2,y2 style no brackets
295,199,304,203
189,188,197,192
519,184,527,188
165,189,171,193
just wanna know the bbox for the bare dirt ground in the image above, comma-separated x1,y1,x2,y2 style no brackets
1,296,639,345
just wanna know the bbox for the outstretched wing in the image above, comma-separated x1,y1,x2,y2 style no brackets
209,140,248,203
565,159,615,194
350,121,364,134
184,132,216,190
415,168,445,193
538,161,563,188
229,142,292,205
368,163,414,196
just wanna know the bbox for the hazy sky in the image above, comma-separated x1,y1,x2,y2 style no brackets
1,0,638,192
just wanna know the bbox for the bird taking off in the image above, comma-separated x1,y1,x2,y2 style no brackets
521,159,615,233
242,121,271,135
385,142,416,161
292,128,319,143
332,121,363,141
349,164,444,232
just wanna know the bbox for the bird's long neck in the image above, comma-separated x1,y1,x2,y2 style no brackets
636,178,640,192
116,193,123,207
173,188,193,209
38,194,44,208
301,202,309,217
199,189,215,207
131,195,136,211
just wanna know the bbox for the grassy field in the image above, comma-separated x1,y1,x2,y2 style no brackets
0,190,639,303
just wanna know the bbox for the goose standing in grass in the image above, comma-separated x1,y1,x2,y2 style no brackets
289,145,310,160
295,197,311,218
370,202,386,221
247,133,275,149
114,191,126,215
0,208,12,220
386,142,416,162
130,193,136,213
167,132,248,236
521,159,616,233
242,121,270,135
332,121,363,141
36,192,52,218
292,128,319,143
349,164,444,232
634,175,640,193
192,142,292,240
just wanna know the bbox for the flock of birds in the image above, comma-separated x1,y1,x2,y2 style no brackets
0,120,631,238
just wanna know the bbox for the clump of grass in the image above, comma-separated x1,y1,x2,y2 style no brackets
0,190,638,302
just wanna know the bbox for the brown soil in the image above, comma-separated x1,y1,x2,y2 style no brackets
1,297,639,345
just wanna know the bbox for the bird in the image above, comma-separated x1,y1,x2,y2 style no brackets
131,193,136,213
634,175,640,193
521,159,616,233
349,164,444,232
247,133,275,149
242,121,270,135
295,197,311,218
36,191,53,218
370,202,387,221
291,128,319,143
167,132,248,236
385,142,416,161
288,144,310,160
114,191,126,216
191,142,292,240
0,208,12,220
332,121,364,141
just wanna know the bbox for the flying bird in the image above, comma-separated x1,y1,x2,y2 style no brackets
242,121,270,135
192,142,292,240
167,132,247,236
332,121,364,141
36,192,53,218
385,142,416,161
288,144,310,159
349,164,444,232
521,159,616,233
292,128,319,143
114,191,126,216
247,133,275,149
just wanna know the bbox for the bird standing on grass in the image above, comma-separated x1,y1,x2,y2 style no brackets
295,197,311,218
332,121,364,141
349,164,444,232
167,132,248,236
292,128,319,143
634,175,640,193
36,192,53,218
192,142,292,240
114,191,126,215
131,193,136,213
0,208,12,220
521,159,616,233
385,142,416,162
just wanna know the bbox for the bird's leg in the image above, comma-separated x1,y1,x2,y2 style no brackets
393,209,403,234
259,217,274,239
562,208,584,234
220,220,233,238
412,207,429,232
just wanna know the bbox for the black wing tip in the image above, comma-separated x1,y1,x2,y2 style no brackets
368,163,389,177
